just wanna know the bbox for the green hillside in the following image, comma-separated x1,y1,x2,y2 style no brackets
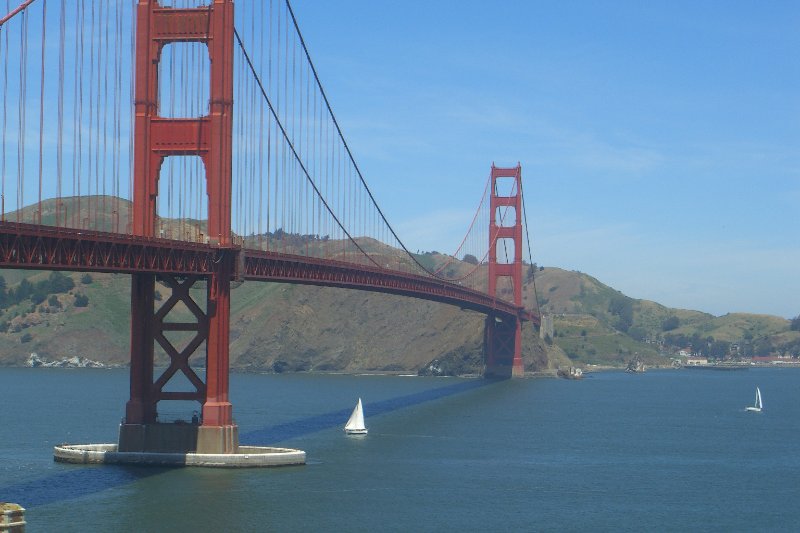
529,267,798,366
1,262,795,374
0,268,563,375
0,197,796,373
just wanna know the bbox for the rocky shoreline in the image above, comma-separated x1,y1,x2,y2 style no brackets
26,352,119,369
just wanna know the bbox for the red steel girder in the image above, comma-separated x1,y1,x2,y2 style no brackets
0,222,536,325
151,275,208,404
0,222,221,275
243,250,536,325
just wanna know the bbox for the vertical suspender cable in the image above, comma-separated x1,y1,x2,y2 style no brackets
519,174,540,318
313,64,318,251
235,35,243,237
128,0,135,233
112,0,121,232
17,7,27,221
281,5,287,251
57,0,65,226
257,0,265,249
249,3,256,242
166,34,174,235
36,0,46,225
266,0,273,250
100,0,109,230
290,25,296,240
77,0,85,227
97,0,105,229
71,0,79,227
1,0,8,221
95,0,104,229
86,0,95,227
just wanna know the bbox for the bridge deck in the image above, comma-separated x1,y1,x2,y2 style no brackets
0,222,534,323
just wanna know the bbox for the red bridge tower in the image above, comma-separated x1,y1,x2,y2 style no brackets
120,0,238,454
484,164,525,378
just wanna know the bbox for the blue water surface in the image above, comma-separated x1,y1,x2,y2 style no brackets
1,367,799,532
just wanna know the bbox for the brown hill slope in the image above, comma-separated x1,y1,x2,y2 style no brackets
0,270,559,375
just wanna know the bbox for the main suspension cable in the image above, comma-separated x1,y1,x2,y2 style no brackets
234,27,384,270
519,176,541,318
284,0,448,279
0,0,36,27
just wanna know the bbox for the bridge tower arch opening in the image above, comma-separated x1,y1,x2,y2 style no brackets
122,0,237,454
484,164,524,378
156,155,210,242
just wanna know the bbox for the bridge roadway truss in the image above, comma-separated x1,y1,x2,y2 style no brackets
0,222,533,324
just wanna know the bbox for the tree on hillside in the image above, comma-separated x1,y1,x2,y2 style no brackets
463,254,479,265
752,337,775,357
12,279,34,304
708,340,731,360
47,271,75,293
786,338,800,358
608,295,634,332
662,316,680,331
31,289,47,305
791,315,800,331
628,326,648,342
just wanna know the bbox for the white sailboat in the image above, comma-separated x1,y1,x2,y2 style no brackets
344,398,368,435
745,387,763,412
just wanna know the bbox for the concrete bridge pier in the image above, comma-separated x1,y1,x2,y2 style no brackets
484,315,524,378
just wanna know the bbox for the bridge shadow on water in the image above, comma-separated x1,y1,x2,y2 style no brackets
241,377,491,444
3,377,495,509
1,466,167,509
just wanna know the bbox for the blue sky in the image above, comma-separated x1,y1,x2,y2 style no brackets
291,1,800,318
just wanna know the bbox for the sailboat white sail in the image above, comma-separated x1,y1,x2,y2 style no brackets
344,398,368,435
745,387,762,412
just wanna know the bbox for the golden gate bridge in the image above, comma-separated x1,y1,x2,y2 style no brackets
0,0,538,457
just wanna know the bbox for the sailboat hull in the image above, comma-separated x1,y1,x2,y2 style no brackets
344,428,368,435
745,407,761,412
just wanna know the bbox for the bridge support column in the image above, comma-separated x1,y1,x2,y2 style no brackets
484,164,525,378
484,316,524,378
125,274,157,424
198,252,237,454
120,270,239,454
122,0,238,455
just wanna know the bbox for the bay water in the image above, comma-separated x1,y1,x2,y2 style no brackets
1,367,799,531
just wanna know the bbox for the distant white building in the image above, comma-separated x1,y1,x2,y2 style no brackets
685,356,708,366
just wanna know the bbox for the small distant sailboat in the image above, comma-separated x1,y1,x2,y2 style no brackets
745,387,763,412
344,398,368,435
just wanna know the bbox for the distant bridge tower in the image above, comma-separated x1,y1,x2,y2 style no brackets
484,164,524,378
121,0,238,454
